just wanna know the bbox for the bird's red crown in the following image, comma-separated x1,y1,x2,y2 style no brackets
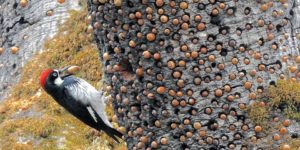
40,69,53,89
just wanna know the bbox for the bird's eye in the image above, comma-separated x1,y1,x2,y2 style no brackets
52,72,58,77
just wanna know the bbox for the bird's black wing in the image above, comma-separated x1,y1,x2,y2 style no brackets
58,77,122,142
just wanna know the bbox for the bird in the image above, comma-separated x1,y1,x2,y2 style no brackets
39,66,123,143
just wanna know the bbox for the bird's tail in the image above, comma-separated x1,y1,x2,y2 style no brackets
103,125,123,143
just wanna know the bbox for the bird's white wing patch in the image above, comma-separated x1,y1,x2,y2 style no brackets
65,78,113,127
87,106,98,123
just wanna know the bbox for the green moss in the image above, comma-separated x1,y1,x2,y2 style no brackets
247,101,270,130
268,79,300,120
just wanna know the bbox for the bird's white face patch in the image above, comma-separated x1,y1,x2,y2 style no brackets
87,106,98,123
54,70,64,86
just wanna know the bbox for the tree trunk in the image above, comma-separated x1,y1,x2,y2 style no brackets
88,0,300,149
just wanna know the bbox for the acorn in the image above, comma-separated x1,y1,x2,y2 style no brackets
172,99,179,107
295,56,300,63
178,60,186,67
173,71,181,79
273,133,281,141
257,19,265,27
258,64,266,71
155,0,164,7
143,51,151,59
219,3,226,9
129,40,136,48
229,74,236,80
46,10,53,16
181,23,189,30
167,60,176,69
155,120,161,128
136,68,143,77
197,23,206,31
244,81,252,90
241,124,249,131
260,4,268,11
151,141,158,148
267,33,274,41
67,66,80,74
180,44,189,52
249,92,257,100
193,122,201,130
114,0,122,6
282,144,291,150
179,2,188,9
157,86,166,94
120,86,127,93
289,66,297,73
11,46,19,54
146,33,156,42
239,103,246,110
171,123,177,129
279,127,287,134
211,8,219,16
57,0,65,3
199,130,206,137
231,57,239,65
103,52,110,61
0,47,4,55
183,118,190,125
208,55,215,62
20,0,28,7
254,126,262,132
160,137,168,145
215,89,223,97
191,51,198,59
182,14,190,22
160,15,169,23
283,119,290,127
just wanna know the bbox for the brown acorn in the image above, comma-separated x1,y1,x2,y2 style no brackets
160,15,169,23
157,86,166,94
160,137,168,145
57,0,65,3
0,48,4,55
179,2,188,9
67,66,80,74
254,126,262,132
282,144,291,150
146,33,156,42
143,51,151,59
260,4,268,11
20,0,28,7
215,89,223,97
11,46,19,54
167,60,176,69
244,81,252,90
197,23,206,31
151,141,158,148
46,10,53,16
136,68,143,77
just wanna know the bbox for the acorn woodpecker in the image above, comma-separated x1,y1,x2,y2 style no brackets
39,66,123,143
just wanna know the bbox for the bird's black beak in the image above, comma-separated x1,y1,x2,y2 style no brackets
59,66,72,79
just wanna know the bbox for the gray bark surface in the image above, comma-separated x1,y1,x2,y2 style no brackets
88,0,300,149
0,0,79,101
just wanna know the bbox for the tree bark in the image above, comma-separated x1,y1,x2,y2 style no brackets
88,0,300,149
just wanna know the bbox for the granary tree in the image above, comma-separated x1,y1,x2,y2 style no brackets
88,0,300,149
